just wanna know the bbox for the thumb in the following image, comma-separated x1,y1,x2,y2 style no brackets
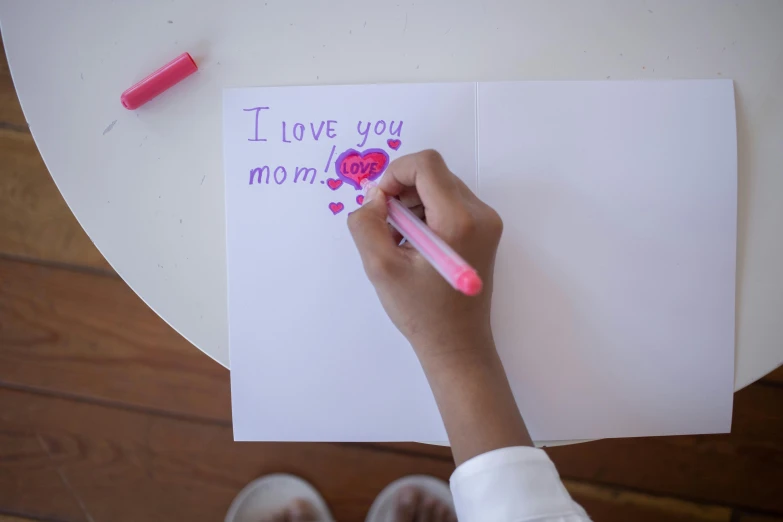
347,187,402,282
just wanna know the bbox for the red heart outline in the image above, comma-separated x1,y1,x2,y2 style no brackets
327,178,343,190
328,202,344,215
335,148,389,190
387,139,401,150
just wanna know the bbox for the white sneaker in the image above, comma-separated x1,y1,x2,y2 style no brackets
365,475,454,522
225,473,335,522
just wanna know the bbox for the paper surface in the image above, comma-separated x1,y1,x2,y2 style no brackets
479,81,736,440
224,83,476,440
224,80,736,441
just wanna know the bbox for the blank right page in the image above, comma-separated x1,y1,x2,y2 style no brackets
478,80,737,441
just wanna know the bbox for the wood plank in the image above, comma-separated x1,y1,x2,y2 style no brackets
0,387,456,522
547,384,783,514
564,479,731,522
368,442,453,460
0,257,229,421
0,516,51,522
0,39,28,130
0,424,86,522
735,514,783,522
0,130,112,271
761,364,783,385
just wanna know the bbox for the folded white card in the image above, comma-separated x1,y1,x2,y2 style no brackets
224,80,736,441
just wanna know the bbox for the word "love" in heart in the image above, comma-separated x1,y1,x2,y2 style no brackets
335,148,389,190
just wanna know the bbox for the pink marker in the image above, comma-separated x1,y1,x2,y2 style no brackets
120,52,198,110
362,180,483,296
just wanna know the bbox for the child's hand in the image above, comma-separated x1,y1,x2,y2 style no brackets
347,150,503,361
350,150,531,462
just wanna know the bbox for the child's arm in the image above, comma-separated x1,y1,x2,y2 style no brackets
349,150,591,521
348,149,531,463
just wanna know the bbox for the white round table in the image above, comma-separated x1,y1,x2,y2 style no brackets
2,1,781,390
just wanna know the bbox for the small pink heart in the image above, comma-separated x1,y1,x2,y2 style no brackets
356,195,365,205
327,178,343,190
387,139,401,150
329,202,344,215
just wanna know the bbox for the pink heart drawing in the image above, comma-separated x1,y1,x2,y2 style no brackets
387,139,402,150
335,148,390,190
356,195,365,205
329,202,344,215
326,178,343,190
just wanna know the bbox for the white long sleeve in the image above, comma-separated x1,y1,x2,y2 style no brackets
449,446,591,522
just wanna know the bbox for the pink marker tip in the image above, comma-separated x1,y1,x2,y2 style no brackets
456,270,483,296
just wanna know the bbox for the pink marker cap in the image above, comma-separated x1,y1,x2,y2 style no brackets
120,52,198,110
456,269,483,296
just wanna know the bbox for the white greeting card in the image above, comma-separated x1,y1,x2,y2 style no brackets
224,80,736,441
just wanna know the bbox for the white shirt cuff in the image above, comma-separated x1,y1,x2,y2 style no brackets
450,446,590,522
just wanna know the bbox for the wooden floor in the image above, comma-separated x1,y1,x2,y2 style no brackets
1,42,783,522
